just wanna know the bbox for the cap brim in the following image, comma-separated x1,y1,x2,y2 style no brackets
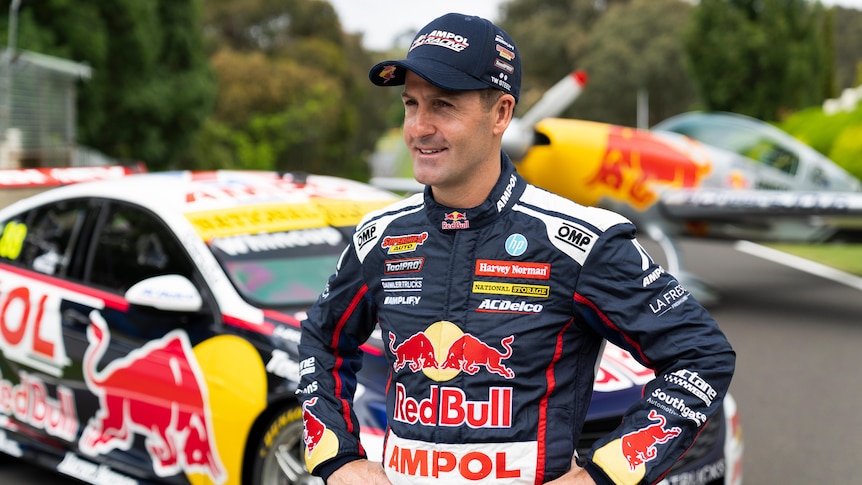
369,58,488,92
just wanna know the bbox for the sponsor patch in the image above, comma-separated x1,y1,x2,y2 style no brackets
496,44,515,61
384,432,537,484
472,281,549,298
411,30,470,53
356,224,378,250
642,266,664,287
381,232,429,254
475,259,550,280
442,211,469,230
593,410,681,485
388,323,515,381
664,369,717,407
504,234,528,256
495,59,514,74
476,299,543,314
648,281,690,316
385,257,424,274
381,278,423,292
384,295,422,305
648,388,707,426
393,383,512,428
554,221,595,252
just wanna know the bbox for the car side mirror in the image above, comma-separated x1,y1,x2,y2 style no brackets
124,274,203,312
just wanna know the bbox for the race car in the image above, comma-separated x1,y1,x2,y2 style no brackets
0,170,742,485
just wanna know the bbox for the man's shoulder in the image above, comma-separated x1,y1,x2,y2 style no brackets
356,192,425,227
517,184,631,232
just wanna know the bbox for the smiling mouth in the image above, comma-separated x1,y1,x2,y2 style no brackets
418,148,444,155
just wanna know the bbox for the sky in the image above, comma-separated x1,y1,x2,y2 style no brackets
328,0,862,51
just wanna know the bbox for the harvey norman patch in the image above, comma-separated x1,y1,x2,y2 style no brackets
475,260,550,280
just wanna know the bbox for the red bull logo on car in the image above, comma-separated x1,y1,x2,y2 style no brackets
79,311,226,484
388,321,515,382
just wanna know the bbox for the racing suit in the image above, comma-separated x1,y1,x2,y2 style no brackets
298,154,735,485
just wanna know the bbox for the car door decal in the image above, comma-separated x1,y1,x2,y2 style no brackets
79,310,227,484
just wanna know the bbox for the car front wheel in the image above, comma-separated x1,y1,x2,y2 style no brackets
251,404,323,485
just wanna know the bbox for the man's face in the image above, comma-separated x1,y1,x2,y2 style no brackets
401,72,509,199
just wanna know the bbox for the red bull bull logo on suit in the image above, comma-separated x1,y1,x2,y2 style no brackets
592,409,682,485
301,395,340,471
388,321,515,382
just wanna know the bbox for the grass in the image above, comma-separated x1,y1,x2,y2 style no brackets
765,243,862,277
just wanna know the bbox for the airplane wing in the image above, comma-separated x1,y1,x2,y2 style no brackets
659,188,862,219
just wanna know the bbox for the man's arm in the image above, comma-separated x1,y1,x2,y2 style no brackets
298,242,379,480
573,224,735,485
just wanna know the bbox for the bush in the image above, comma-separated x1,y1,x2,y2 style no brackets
778,105,862,181
829,124,862,181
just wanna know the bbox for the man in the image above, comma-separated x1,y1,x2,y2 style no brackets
299,12,734,485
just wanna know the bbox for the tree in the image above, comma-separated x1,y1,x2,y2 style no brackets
1,0,216,170
684,0,828,121
832,7,862,91
499,0,698,126
196,0,389,179
499,0,603,111
574,0,698,126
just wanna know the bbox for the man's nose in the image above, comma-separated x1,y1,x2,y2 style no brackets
407,107,436,138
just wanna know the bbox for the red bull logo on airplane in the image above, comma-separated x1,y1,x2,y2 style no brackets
79,311,226,484
388,321,515,382
587,125,710,209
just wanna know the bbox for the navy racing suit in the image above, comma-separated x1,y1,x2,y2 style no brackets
298,154,735,485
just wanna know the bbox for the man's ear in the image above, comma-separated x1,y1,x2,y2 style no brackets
493,94,516,136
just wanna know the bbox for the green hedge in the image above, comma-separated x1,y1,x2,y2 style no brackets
778,105,862,182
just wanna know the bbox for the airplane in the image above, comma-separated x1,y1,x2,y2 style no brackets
371,71,862,303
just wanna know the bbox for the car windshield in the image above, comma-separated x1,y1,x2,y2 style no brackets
208,227,347,307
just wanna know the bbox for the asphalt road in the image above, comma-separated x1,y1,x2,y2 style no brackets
1,238,861,484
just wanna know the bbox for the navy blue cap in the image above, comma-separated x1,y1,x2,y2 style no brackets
369,13,521,101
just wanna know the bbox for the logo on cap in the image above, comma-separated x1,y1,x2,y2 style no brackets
496,45,515,61
411,30,470,53
379,65,398,83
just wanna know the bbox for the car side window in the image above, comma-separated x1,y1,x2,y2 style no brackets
0,199,90,276
86,202,195,293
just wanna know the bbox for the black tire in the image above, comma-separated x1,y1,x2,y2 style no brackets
251,403,323,485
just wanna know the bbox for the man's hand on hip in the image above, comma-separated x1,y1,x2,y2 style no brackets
326,459,392,485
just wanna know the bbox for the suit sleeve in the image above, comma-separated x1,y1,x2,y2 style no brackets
573,223,736,485
298,240,379,481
